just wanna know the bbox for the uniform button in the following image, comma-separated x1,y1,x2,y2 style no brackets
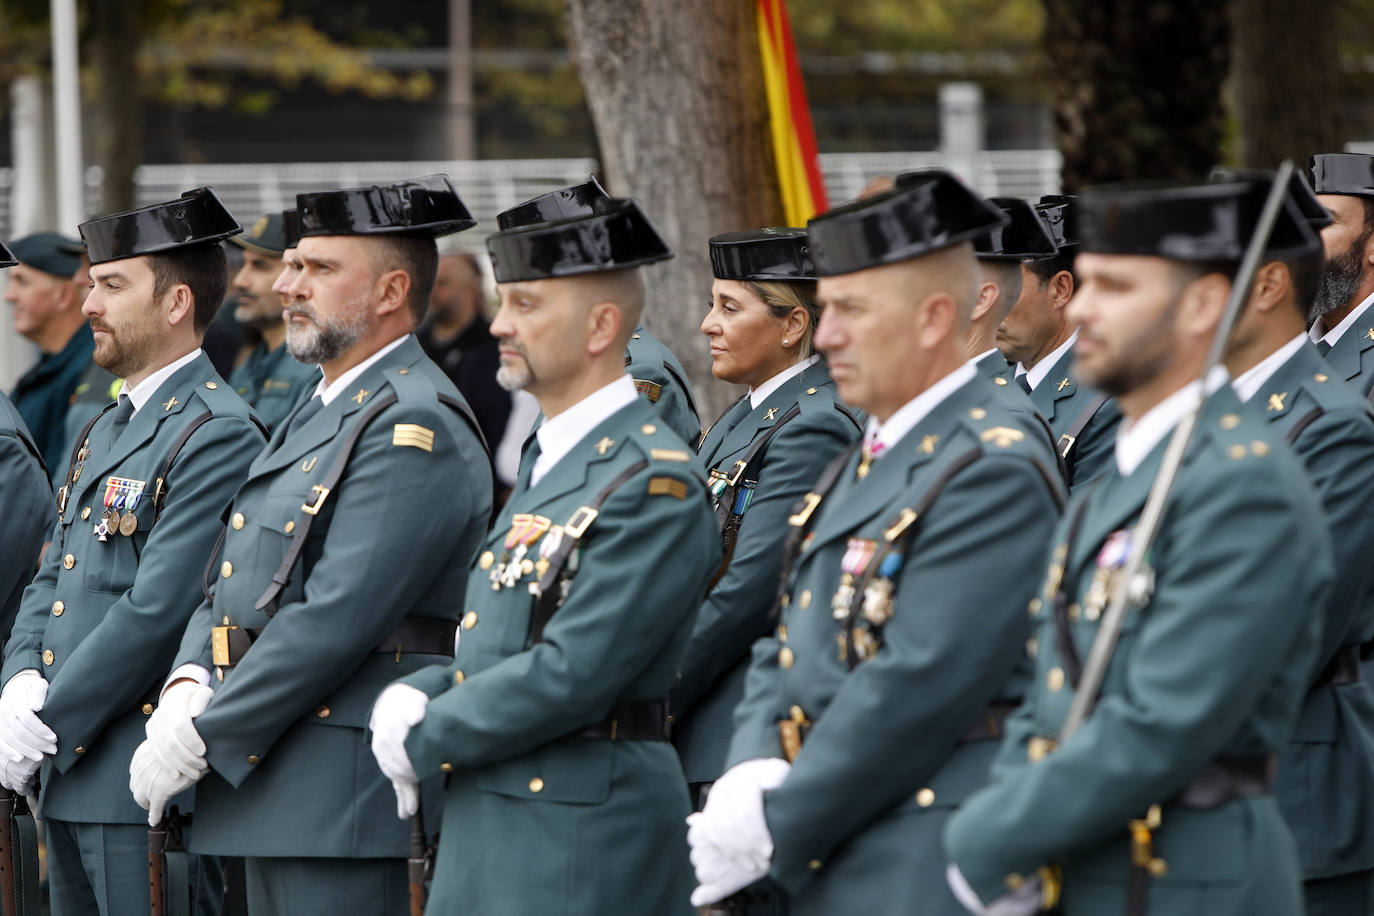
478,551,494,570
529,777,544,793
440,762,453,773
462,611,478,630
231,513,245,530
221,561,233,578
247,755,260,765
994,377,1008,386
42,650,54,666
81,507,91,520
453,670,465,684
777,625,787,642
779,647,795,669
142,704,154,716
205,382,218,390
641,424,657,434
1027,598,1041,616
74,746,85,755
397,369,410,375
789,705,804,720
916,788,935,807
1047,667,1065,692
1314,373,1329,383
1025,637,1037,659
1068,603,1081,622
284,521,295,534
316,706,330,718
52,601,64,617
798,590,811,610
780,594,790,608
63,554,75,570
805,388,818,395
808,860,823,871
969,407,987,420
1005,873,1024,890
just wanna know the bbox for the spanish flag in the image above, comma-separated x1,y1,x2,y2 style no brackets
757,0,828,224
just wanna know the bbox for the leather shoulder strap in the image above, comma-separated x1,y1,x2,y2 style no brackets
1058,392,1110,460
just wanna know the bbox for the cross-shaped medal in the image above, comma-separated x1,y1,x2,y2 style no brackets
1056,378,1070,392
352,388,370,404
594,437,614,455
162,396,178,411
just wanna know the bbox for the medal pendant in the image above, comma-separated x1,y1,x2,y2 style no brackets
490,553,510,590
862,579,894,625
853,627,880,661
107,509,121,531
501,544,528,588
119,513,138,537
94,521,109,542
831,574,854,618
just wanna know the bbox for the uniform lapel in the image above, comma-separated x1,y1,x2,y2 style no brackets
697,395,751,464
1325,319,1374,383
1253,344,1318,428
81,354,208,487
1030,346,1077,423
516,403,638,509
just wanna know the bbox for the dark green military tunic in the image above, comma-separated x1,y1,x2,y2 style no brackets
400,395,719,916
945,386,1331,915
1317,308,1374,397
0,394,52,639
627,324,700,445
674,360,860,786
727,374,1063,915
1025,343,1122,488
974,350,1062,476
58,361,121,486
228,340,321,432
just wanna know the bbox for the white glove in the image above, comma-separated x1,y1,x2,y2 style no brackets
145,681,214,779
0,755,39,795
0,671,56,764
369,684,428,819
129,741,198,826
946,863,1042,916
686,757,791,906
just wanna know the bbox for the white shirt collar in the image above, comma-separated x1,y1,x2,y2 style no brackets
750,354,820,409
1231,334,1307,403
1021,330,1078,391
1115,366,1229,476
118,349,203,414
863,362,978,454
1310,289,1374,345
532,374,638,486
310,335,409,406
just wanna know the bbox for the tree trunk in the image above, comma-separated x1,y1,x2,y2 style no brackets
1231,0,1341,168
1043,0,1231,191
564,0,785,421
88,0,147,214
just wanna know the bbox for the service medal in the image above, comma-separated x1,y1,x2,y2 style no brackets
119,513,138,536
833,538,877,617
501,514,552,588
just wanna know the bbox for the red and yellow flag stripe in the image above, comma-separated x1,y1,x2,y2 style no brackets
757,0,829,224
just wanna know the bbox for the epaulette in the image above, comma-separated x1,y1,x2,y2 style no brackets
625,420,706,498
191,376,257,421
1204,409,1275,463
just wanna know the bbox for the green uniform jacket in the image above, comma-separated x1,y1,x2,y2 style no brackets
727,377,1064,915
229,339,321,432
176,336,492,859
974,351,1062,475
399,396,719,916
11,326,97,472
945,386,1331,915
674,361,861,785
1247,342,1374,880
1027,344,1122,489
0,394,53,639
58,362,121,487
627,325,700,445
1,353,264,824
1320,313,1374,397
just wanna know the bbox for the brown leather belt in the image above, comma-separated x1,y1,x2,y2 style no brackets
211,617,457,668
575,700,670,741
1315,644,1362,688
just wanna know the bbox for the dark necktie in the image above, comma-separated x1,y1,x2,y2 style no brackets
283,396,323,440
700,395,753,454
107,394,134,447
516,429,540,487
1317,340,1332,357
1015,374,1032,395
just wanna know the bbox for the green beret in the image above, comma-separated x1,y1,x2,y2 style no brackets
9,232,83,278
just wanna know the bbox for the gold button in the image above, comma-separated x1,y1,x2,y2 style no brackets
453,669,465,684
221,561,233,578
969,407,987,420
994,376,1008,386
397,368,410,375
1219,413,1241,430
808,859,823,871
529,777,544,793
779,647,795,669
1228,444,1247,460
1067,603,1081,622
142,704,154,716
478,551,494,570
789,705,804,720
641,424,657,434
462,611,478,630
916,788,935,807
440,762,453,773
81,507,91,520
1148,858,1168,877
1047,667,1065,691
777,625,787,641
1026,637,1037,659
1005,873,1024,890
42,650,54,665
1028,597,1041,616
74,746,85,755
1315,373,1329,383
52,601,64,616
284,520,295,534
247,755,260,765
205,382,218,390
63,554,75,570
780,594,790,608
316,706,330,718
799,590,811,610
231,513,245,530
806,387,818,395
1251,440,1270,457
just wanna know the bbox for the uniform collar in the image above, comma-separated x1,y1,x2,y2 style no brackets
118,348,202,415
1231,333,1307,403
750,354,819,409
1114,366,1228,476
1310,289,1374,346
532,374,638,486
863,361,977,454
310,334,409,406
1023,330,1078,391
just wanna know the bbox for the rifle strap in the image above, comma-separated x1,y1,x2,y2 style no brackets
1058,392,1110,461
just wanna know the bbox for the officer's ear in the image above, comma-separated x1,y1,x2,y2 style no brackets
916,289,958,349
585,300,623,358
970,280,999,323
162,282,194,329
1177,270,1231,340
374,268,411,318
1246,261,1288,316
1048,270,1075,312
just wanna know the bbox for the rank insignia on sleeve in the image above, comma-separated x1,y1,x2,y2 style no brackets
634,379,663,402
648,476,688,500
392,424,435,452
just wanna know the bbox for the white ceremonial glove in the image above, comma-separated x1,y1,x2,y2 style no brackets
686,757,792,907
946,863,1042,916
0,755,40,795
0,671,56,764
129,741,199,827
145,681,214,780
368,684,429,819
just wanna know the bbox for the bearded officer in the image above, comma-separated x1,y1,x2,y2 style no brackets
1308,153,1374,395
128,175,493,915
944,179,1332,915
367,196,719,915
687,170,1065,915
0,189,263,915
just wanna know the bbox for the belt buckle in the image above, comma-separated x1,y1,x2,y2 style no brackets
211,625,239,667
301,485,330,516
726,460,749,488
1057,434,1077,459
564,506,599,539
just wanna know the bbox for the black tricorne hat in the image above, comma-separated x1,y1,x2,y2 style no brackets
79,187,242,266
1034,195,1080,253
709,227,816,282
297,174,476,239
281,209,302,250
974,197,1058,261
1080,179,1320,262
0,239,15,269
497,177,610,232
1211,167,1332,233
1309,153,1374,199
486,196,674,284
807,168,1009,277
229,212,286,257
